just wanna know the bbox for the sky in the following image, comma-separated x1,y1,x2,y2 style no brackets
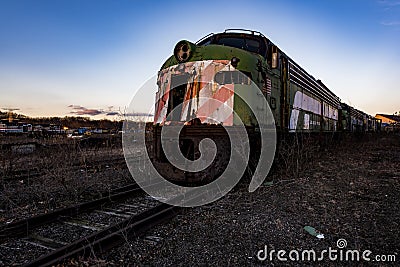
0,0,399,118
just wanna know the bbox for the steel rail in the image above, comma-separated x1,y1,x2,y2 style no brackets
23,203,181,267
0,184,141,240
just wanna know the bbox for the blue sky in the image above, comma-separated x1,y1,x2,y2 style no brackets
0,0,399,117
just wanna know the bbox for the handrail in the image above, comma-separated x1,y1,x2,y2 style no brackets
224,29,265,37
195,32,214,45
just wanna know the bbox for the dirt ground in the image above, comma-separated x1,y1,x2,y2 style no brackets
100,133,399,266
1,133,399,266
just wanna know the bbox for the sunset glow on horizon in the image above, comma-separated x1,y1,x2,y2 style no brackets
1,0,399,118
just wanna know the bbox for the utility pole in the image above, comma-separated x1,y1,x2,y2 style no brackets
1,108,19,123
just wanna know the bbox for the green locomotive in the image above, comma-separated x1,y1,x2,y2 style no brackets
148,29,378,183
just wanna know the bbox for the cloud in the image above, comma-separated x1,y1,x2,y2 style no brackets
378,1,400,26
68,105,118,116
69,106,103,116
378,0,400,7
106,111,120,116
68,105,127,117
381,20,400,26
124,112,153,117
76,109,103,116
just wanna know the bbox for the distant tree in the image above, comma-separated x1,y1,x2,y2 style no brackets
2,112,122,130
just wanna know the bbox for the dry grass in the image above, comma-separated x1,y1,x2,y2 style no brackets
0,134,132,224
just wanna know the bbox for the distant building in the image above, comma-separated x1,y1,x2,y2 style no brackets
0,122,31,133
375,114,400,125
0,123,6,132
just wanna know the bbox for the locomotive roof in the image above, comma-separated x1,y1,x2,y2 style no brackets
196,29,270,58
196,30,341,107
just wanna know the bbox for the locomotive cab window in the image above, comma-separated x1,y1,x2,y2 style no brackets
197,33,267,56
217,37,245,50
217,37,260,53
245,39,260,53
267,45,279,69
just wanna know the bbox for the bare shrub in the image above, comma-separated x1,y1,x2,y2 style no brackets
276,133,320,179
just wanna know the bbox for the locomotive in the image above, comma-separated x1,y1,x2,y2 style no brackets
146,29,380,184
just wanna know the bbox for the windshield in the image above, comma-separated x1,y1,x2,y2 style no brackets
197,33,266,56
216,37,260,53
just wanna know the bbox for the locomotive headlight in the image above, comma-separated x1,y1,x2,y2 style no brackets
231,57,240,67
174,40,196,63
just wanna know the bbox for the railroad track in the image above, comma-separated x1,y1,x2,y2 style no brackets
0,184,140,239
0,183,182,266
24,204,179,267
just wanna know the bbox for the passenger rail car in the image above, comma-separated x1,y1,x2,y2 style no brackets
147,29,379,183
